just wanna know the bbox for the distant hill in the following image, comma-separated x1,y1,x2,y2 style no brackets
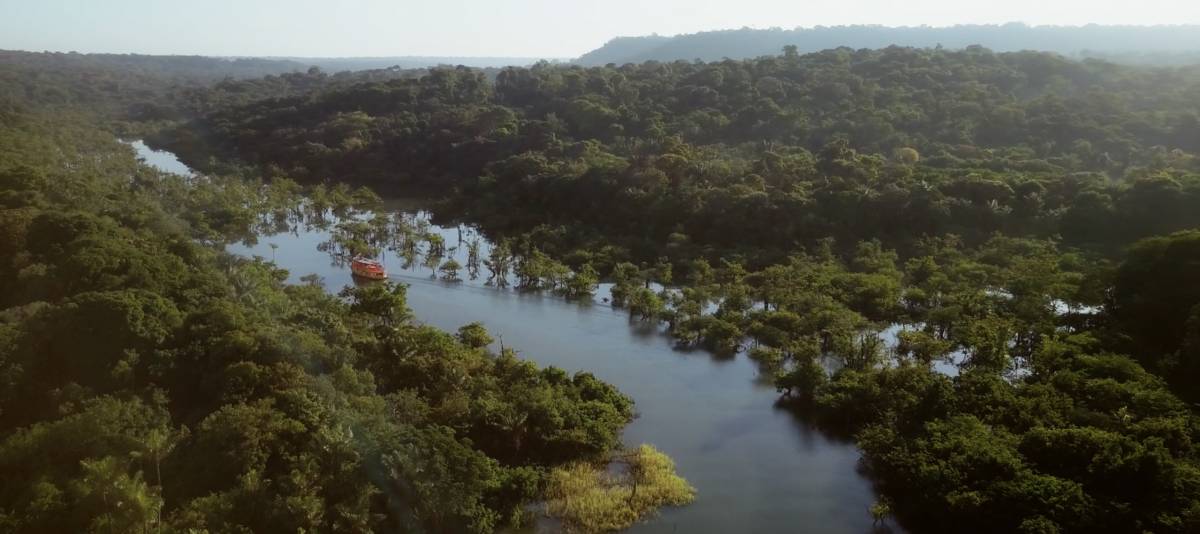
280,56,568,72
573,36,674,66
0,50,566,83
0,50,554,116
576,24,1200,65
0,49,308,80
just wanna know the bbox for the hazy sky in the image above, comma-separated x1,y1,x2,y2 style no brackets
3,0,1199,58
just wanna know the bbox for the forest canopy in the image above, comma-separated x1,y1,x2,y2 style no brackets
148,46,1200,533
0,60,680,533
5,42,1200,533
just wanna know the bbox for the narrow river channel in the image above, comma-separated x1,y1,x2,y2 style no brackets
132,141,890,533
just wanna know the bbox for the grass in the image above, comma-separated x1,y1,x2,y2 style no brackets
545,444,696,533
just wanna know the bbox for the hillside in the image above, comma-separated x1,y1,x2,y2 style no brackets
0,49,307,79
576,24,1200,65
281,56,568,72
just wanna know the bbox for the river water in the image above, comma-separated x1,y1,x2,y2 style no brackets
132,141,889,533
129,140,194,176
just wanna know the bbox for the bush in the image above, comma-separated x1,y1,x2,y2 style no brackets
545,444,695,532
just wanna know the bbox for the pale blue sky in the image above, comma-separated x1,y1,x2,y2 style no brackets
2,0,1198,58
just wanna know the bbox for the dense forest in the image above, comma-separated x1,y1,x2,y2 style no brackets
285,57,563,72
162,46,1200,260
148,46,1200,533
6,41,1200,533
0,50,309,80
0,55,692,532
0,49,435,128
576,24,1200,66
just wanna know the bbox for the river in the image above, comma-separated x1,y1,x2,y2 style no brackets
131,141,889,533
129,140,195,177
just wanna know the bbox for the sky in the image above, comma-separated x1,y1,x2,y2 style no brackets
2,0,1199,59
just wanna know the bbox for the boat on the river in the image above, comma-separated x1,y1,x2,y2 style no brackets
350,257,387,280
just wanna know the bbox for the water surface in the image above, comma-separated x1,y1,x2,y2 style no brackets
128,140,194,176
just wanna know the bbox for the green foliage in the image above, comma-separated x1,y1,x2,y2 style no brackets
340,281,412,327
0,102,644,533
1111,231,1200,400
808,336,1200,533
456,322,494,349
440,258,463,281
545,444,695,533
72,456,162,534
563,263,600,299
171,48,1200,266
380,425,503,533
625,287,666,321
10,43,1200,534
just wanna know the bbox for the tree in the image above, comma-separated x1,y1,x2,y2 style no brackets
380,426,503,534
609,262,642,306
484,240,513,287
456,322,494,349
563,263,599,299
1110,230,1200,399
626,287,666,321
440,258,463,281
341,281,412,327
465,238,482,279
72,457,161,534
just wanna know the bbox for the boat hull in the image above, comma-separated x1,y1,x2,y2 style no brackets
351,269,387,280
350,259,387,280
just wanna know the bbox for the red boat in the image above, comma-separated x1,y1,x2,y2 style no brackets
350,257,387,280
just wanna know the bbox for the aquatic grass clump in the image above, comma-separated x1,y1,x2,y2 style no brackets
545,444,695,533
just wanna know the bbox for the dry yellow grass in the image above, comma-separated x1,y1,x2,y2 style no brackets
545,444,696,533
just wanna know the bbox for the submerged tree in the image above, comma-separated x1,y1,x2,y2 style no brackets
466,237,482,280
440,258,463,281
485,240,514,287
